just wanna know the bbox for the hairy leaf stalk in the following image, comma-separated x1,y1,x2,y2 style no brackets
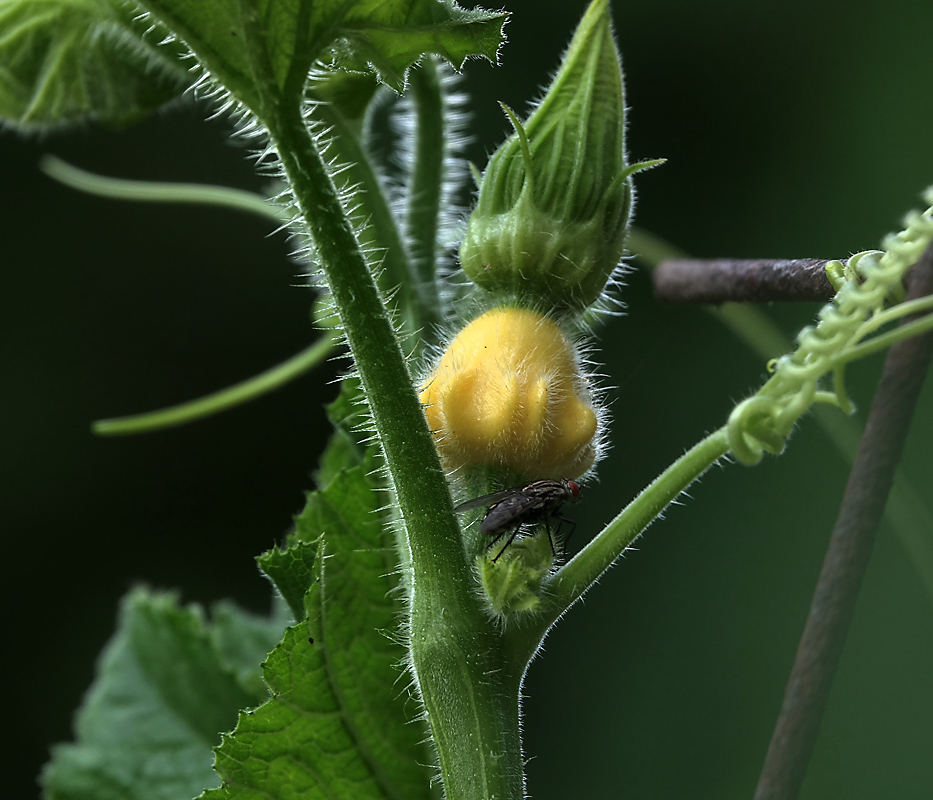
268,104,525,799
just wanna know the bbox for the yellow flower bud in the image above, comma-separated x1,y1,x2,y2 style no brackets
420,307,599,477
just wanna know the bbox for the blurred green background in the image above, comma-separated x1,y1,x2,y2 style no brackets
3,0,933,797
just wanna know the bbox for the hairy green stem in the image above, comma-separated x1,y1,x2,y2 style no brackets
406,57,446,291
512,428,731,659
268,104,524,800
310,98,440,345
414,628,526,800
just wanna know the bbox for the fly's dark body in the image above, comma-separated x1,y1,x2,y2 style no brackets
454,478,584,561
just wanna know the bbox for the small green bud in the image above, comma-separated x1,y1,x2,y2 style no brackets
460,0,661,313
477,532,554,617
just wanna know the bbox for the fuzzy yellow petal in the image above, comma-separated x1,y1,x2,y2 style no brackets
419,307,599,478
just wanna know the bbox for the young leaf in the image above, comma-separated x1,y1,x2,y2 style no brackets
258,375,383,621
256,537,318,622
326,0,509,91
205,467,432,800
136,0,507,113
315,376,380,487
0,0,191,129
41,589,280,800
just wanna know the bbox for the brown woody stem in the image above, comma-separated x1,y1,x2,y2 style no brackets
653,258,835,304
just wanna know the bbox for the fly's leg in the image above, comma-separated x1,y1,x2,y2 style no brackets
554,515,576,558
543,519,556,559
490,525,523,562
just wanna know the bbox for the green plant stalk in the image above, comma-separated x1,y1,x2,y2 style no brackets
267,103,525,800
831,306,933,365
311,98,441,344
406,57,446,289
627,226,933,601
414,626,526,800
92,332,338,435
512,427,732,657
39,156,288,220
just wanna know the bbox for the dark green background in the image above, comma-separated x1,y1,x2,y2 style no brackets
3,0,933,797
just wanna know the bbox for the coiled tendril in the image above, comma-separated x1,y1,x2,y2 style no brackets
728,189,933,465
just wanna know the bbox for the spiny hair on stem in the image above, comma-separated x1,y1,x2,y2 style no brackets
395,61,474,267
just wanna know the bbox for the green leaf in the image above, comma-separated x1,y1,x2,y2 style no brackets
0,0,191,130
204,467,433,800
260,376,383,622
209,598,292,698
256,537,318,622
326,0,509,91
315,376,380,486
41,589,281,800
136,0,507,114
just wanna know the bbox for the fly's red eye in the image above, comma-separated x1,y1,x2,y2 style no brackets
568,480,581,498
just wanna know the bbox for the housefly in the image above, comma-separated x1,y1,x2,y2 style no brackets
453,478,584,561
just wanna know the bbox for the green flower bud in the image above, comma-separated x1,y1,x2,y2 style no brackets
460,0,661,313
476,532,553,617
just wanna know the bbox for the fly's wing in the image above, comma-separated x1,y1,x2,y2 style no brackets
453,486,525,514
478,492,542,533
